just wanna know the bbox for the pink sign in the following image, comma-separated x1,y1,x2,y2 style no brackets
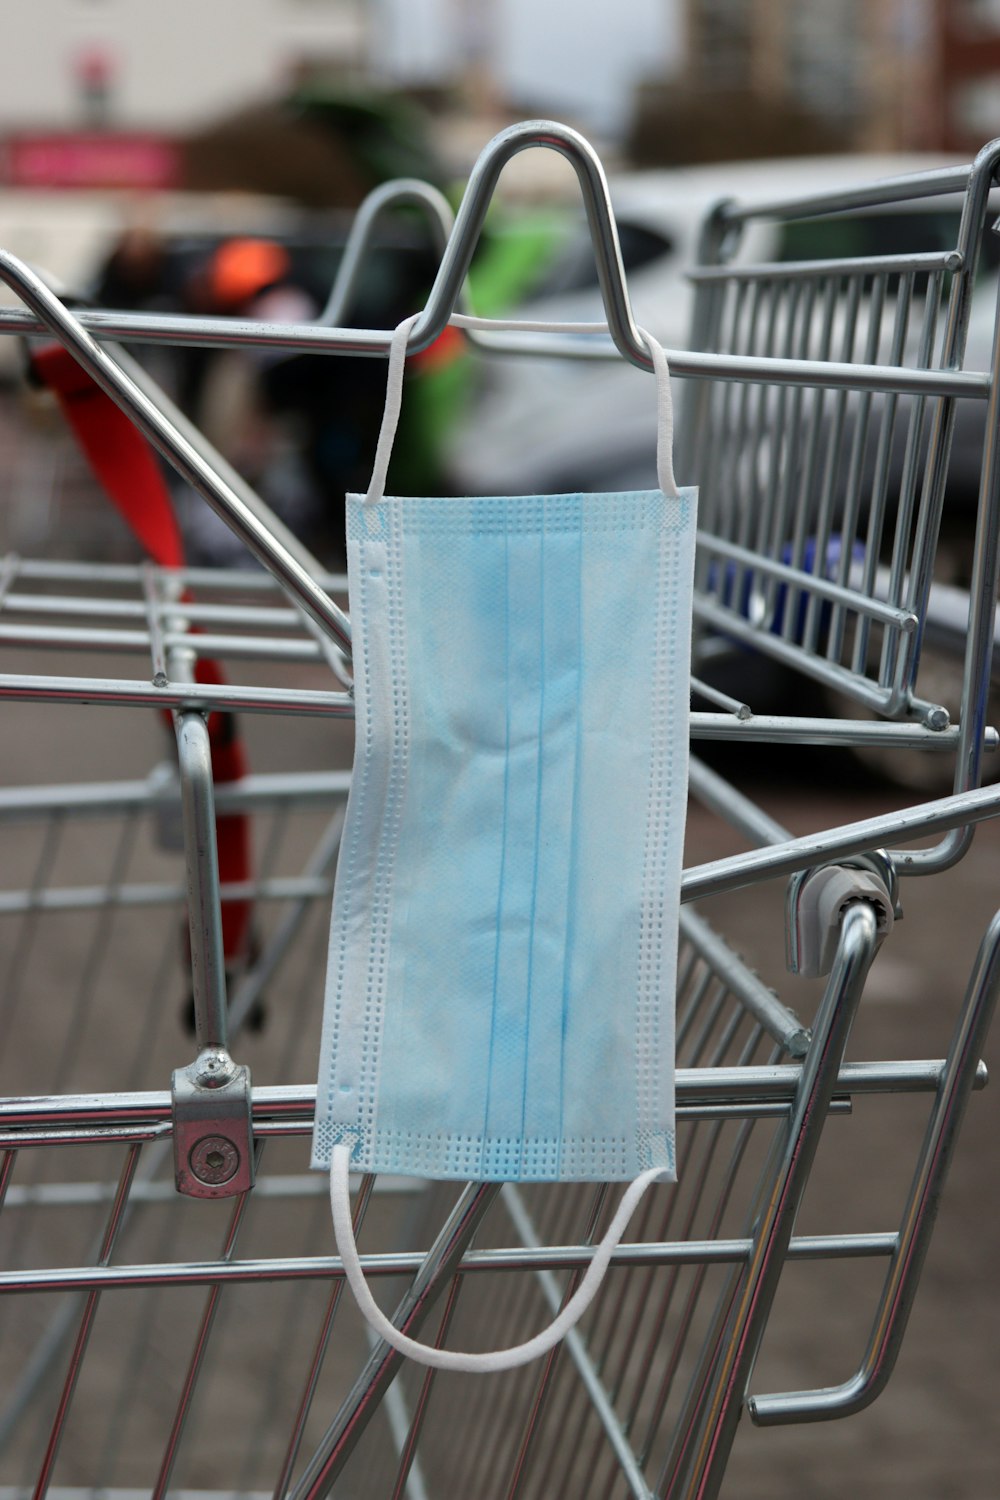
3,134,181,190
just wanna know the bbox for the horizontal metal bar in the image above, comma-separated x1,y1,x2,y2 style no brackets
0,1060,975,1137
458,329,994,393
696,532,919,630
8,673,980,745
0,769,350,820
2,592,311,629
0,875,334,918
0,1231,902,1297
0,294,986,395
1,1173,428,1210
688,249,963,282
0,673,352,717
717,163,975,225
0,623,324,664
10,557,347,593
682,778,1000,899
690,713,976,750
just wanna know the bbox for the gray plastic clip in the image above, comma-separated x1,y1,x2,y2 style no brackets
786,854,898,978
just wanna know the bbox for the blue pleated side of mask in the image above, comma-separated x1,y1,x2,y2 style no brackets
312,480,696,1183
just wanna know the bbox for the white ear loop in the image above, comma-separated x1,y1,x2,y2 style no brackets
363,311,423,506
329,1143,670,1373
362,313,681,505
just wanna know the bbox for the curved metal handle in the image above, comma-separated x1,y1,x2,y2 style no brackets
749,907,1000,1426
317,177,458,326
407,119,648,368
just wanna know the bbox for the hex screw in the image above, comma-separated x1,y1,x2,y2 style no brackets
189,1135,240,1186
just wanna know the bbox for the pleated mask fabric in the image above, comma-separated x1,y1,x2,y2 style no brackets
312,313,697,1185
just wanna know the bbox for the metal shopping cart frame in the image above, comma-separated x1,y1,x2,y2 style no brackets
0,121,998,1498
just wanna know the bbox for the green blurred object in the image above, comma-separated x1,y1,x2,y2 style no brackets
398,208,570,495
290,85,446,195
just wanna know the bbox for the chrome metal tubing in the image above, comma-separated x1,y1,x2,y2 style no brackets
748,906,1000,1427
0,1059,971,1136
668,903,880,1499
0,673,353,716
687,249,963,282
0,1231,903,1299
715,162,976,225
0,769,349,820
681,778,1000,901
678,909,809,1057
175,713,228,1054
0,249,352,651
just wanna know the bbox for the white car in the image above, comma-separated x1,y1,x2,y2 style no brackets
447,153,988,499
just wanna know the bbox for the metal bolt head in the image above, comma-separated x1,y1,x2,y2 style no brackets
189,1135,240,1186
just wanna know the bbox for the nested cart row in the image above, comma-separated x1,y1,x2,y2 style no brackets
0,120,998,1498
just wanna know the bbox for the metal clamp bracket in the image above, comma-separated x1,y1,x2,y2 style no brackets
173,1047,254,1199
170,708,254,1199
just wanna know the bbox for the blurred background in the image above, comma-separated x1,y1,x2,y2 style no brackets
3,0,1000,563
0,5,999,1499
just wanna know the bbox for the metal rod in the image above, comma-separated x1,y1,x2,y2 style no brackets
0,674,353,716
271,1174,376,1500
0,1058,968,1134
749,905,1000,1426
0,252,352,652
681,778,1000,900
669,903,880,1499
0,1230,902,1299
688,249,963,282
175,713,228,1054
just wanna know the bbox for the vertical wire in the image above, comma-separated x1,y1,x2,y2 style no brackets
780,276,839,644
555,983,731,1500
31,1143,141,1500
759,280,807,624
878,267,940,694
502,1185,611,1500
885,266,947,702
631,1028,768,1481
387,1272,467,1500
749,280,784,565
827,272,887,666
852,271,913,678
520,934,700,1500
456,1186,584,1500
588,1007,751,1500
234,1192,327,1496
722,280,768,626
50,810,140,1095
0,809,66,1045
514,1188,608,1500
150,1142,264,1500
651,1043,788,1500
270,1173,376,1500
801,272,864,657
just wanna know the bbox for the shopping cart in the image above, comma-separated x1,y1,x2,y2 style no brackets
0,121,998,1499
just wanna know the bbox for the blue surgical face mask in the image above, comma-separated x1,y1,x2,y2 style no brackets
314,312,697,1370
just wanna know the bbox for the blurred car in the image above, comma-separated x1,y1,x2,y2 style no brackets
444,152,996,504
444,153,1000,790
